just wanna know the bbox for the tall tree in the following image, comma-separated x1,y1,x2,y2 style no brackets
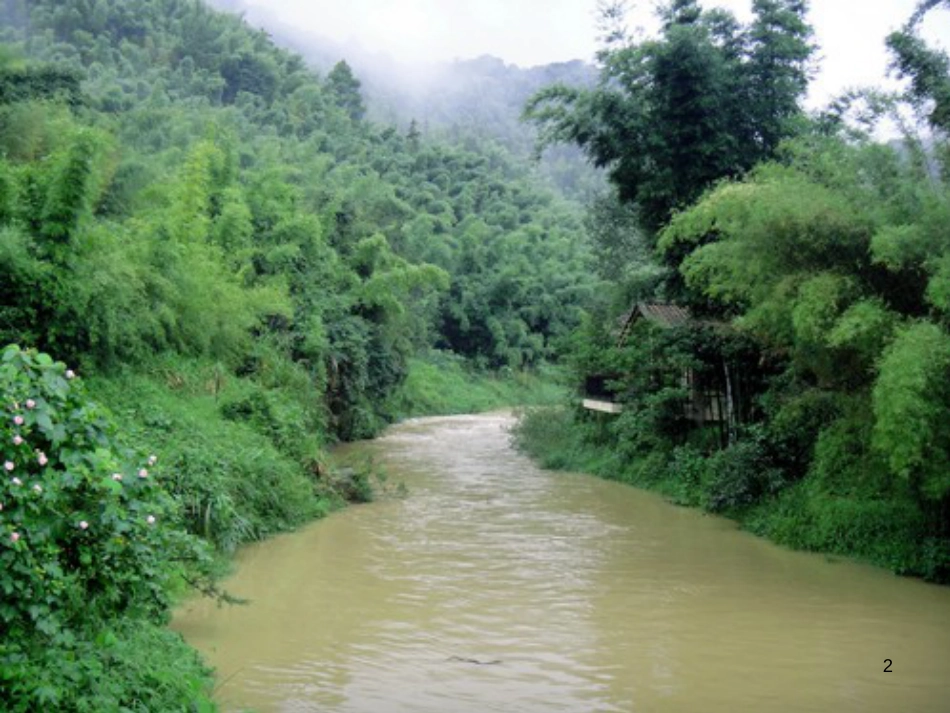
649,1,738,223
326,60,366,122
887,0,950,132
745,0,814,157
524,0,815,240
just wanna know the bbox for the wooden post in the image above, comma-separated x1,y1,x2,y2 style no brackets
723,359,737,446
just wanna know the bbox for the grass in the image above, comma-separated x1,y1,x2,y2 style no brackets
386,351,567,419
87,354,342,553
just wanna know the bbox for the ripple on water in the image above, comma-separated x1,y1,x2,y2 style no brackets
173,414,950,713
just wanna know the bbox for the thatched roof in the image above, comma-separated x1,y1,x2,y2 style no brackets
616,302,692,347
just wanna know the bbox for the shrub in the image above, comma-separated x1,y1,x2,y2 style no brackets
702,438,786,513
762,387,841,480
2,621,215,713
747,481,939,577
661,445,708,506
220,388,312,457
610,386,690,460
809,408,891,496
89,362,332,553
0,344,216,710
511,406,581,471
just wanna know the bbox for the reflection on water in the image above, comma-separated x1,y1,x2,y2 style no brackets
173,413,950,712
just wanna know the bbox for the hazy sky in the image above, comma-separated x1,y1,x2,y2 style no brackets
244,0,950,108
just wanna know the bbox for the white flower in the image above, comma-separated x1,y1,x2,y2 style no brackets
3,461,13,472
147,455,157,466
12,435,23,446
138,468,148,479
112,473,123,482
146,515,156,525
25,399,35,409
79,521,89,530
65,369,76,380
32,484,42,494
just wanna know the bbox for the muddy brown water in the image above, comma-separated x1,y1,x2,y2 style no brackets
173,413,950,712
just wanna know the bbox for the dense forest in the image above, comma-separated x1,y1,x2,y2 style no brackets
515,0,950,584
204,0,605,200
0,0,596,708
3,0,950,709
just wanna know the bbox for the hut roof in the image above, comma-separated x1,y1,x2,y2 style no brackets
616,302,692,346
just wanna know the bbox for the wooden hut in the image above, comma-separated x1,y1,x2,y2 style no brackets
581,371,625,413
582,302,728,426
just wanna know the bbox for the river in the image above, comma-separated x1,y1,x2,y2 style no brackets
172,413,950,712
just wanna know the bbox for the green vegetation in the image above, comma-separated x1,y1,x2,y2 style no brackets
87,355,339,554
4,0,950,707
0,0,596,708
515,0,950,583
525,0,813,237
0,345,217,711
204,0,605,201
389,351,565,418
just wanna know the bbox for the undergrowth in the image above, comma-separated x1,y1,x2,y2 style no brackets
388,350,566,419
87,353,341,554
1,346,219,710
511,406,950,582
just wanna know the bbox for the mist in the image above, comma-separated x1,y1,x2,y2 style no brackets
212,0,950,112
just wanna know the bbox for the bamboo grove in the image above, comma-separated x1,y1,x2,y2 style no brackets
0,0,596,708
516,0,950,583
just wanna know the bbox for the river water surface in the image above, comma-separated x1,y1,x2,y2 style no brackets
173,413,950,712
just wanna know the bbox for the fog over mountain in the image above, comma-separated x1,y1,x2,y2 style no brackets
205,0,603,199
209,0,950,112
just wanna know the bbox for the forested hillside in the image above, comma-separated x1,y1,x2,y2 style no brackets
0,0,595,420
515,0,950,584
203,0,604,200
6,0,948,708
0,0,597,708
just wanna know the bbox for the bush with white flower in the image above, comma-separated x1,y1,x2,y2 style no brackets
0,345,215,708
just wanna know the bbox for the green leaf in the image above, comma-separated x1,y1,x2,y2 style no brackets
100,476,122,495
36,410,54,436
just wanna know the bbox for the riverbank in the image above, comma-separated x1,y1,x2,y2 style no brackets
511,406,950,583
174,412,950,713
85,352,563,554
387,351,566,419
74,355,560,709
7,348,550,710
88,355,347,554
0,336,567,710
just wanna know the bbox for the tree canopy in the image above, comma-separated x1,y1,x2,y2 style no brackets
524,0,814,238
516,0,950,584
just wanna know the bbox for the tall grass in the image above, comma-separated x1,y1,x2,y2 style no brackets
88,353,341,554
387,351,567,419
